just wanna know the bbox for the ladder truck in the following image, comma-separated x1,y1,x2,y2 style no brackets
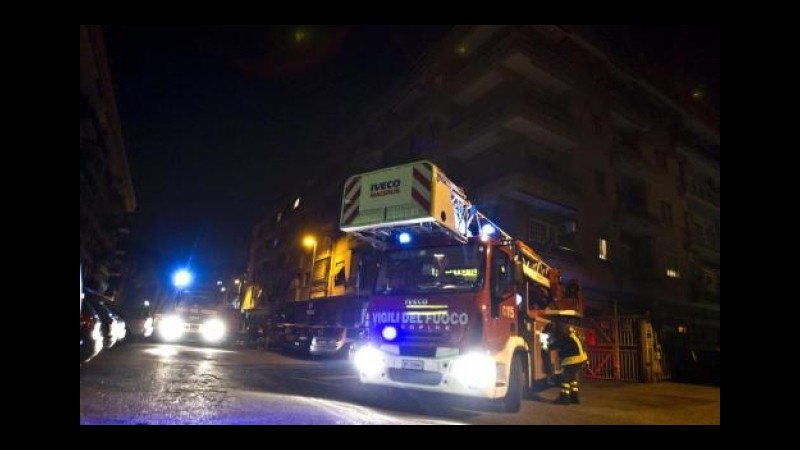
341,160,584,412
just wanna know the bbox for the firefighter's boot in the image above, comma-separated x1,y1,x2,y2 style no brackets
555,384,571,404
570,381,580,404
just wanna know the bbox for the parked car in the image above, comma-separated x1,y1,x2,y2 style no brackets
117,305,154,341
80,300,103,363
264,323,290,350
278,324,303,353
287,325,315,355
84,294,126,348
310,326,365,358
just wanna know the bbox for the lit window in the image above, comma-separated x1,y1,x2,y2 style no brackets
276,212,282,223
292,197,301,210
666,255,680,278
598,238,609,260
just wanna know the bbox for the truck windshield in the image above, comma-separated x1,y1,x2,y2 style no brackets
374,243,485,295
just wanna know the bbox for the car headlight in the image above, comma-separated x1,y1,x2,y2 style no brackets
159,315,185,341
353,345,384,376
200,318,226,342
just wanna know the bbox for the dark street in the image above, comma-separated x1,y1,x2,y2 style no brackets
80,343,720,425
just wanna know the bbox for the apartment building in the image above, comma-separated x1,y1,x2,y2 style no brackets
80,25,137,299
248,26,719,347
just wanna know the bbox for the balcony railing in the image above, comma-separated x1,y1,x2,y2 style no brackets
689,233,720,253
688,183,721,208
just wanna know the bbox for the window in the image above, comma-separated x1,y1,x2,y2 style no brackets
528,219,548,244
595,171,606,196
666,254,680,278
492,249,513,298
598,238,609,261
660,201,673,224
334,267,346,286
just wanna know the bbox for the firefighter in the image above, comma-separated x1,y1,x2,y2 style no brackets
546,320,588,404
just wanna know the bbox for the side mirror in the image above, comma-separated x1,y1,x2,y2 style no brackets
513,261,525,285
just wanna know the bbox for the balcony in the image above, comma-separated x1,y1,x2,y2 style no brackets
502,28,575,93
689,281,720,305
449,28,574,104
614,203,661,236
609,90,651,132
464,149,582,207
612,147,657,181
689,232,720,265
688,182,720,209
449,91,575,160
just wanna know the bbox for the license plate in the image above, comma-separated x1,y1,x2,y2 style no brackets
402,359,424,370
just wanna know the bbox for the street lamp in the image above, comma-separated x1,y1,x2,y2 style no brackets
303,235,317,300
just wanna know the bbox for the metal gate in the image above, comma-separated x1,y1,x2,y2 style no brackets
583,315,641,382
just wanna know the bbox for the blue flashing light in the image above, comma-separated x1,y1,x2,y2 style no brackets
481,224,496,236
173,269,193,289
398,232,412,245
382,325,398,341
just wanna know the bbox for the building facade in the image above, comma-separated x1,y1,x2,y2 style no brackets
248,26,719,349
80,25,137,300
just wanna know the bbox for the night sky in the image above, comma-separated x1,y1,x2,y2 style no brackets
102,25,718,281
104,25,452,278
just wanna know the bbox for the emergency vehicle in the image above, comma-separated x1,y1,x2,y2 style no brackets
341,160,584,412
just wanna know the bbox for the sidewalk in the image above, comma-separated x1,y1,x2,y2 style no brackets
518,378,720,425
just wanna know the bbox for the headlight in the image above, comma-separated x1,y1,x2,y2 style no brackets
200,318,226,342
92,323,103,341
452,352,496,388
353,345,384,376
159,315,185,341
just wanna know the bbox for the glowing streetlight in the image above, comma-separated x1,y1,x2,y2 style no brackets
303,235,317,300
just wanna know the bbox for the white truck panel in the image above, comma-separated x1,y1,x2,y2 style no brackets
340,160,461,237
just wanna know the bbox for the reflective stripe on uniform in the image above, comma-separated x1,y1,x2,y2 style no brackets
562,354,588,365
561,331,588,366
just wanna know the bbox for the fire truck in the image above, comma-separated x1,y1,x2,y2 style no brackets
341,160,584,412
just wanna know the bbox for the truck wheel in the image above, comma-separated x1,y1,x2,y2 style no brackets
499,355,523,413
